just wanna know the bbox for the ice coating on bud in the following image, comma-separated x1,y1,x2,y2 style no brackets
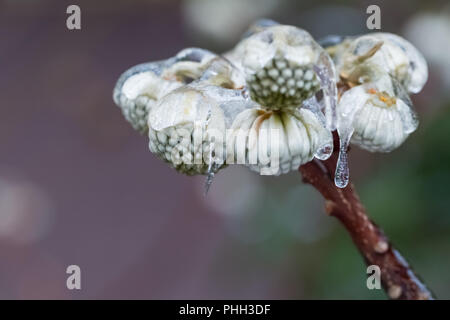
148,86,228,175
147,56,253,177
199,57,247,90
113,61,179,133
302,96,333,160
332,33,428,94
314,52,338,130
372,33,428,94
227,108,332,175
227,24,337,118
244,57,321,111
329,33,427,188
240,18,280,40
337,76,418,154
113,48,217,133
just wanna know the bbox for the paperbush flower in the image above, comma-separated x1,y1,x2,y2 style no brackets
228,25,323,111
146,57,250,175
114,21,336,178
324,32,428,187
326,33,427,150
330,33,428,94
227,107,332,175
337,75,418,153
113,21,428,188
148,87,227,175
113,48,217,133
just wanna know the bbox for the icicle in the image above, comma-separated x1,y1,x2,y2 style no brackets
203,98,212,190
204,174,214,194
204,148,215,195
335,127,353,188
203,107,217,195
302,96,334,160
334,85,368,188
314,52,338,131
204,141,221,195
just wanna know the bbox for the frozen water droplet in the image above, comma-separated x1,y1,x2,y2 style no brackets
302,95,327,127
389,77,419,134
204,142,220,195
204,163,220,195
335,128,353,188
203,96,215,196
315,143,333,160
204,170,215,195
302,95,333,160
334,85,369,188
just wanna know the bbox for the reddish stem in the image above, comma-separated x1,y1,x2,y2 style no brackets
299,133,434,300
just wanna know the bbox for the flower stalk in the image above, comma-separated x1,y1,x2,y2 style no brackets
299,132,434,300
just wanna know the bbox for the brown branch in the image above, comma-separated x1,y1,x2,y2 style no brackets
299,132,434,300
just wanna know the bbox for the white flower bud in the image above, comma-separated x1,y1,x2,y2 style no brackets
373,33,428,94
333,33,428,94
227,25,332,111
337,76,418,153
227,108,333,175
113,48,217,133
148,86,228,175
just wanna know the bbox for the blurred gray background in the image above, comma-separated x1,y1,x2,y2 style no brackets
0,0,449,299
